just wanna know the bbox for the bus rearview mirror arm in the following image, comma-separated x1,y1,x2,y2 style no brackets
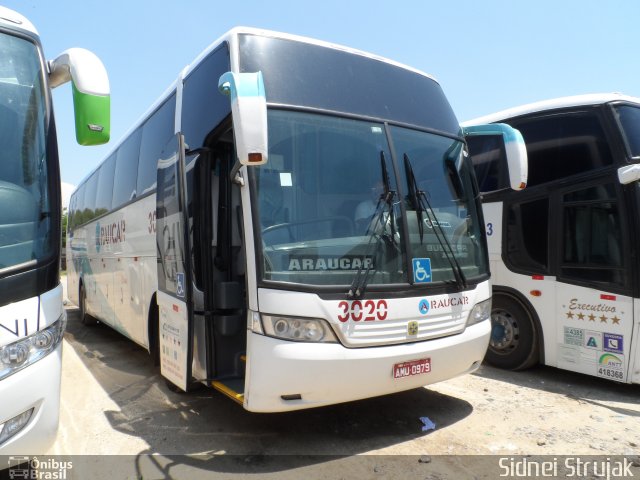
218,71,268,178
49,48,110,146
463,123,528,190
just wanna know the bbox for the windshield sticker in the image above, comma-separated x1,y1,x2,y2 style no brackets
287,255,374,271
279,172,292,187
412,258,432,283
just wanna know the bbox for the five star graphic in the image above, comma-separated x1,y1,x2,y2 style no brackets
563,311,623,325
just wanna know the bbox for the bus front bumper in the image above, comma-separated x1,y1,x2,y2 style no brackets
0,343,62,455
244,319,490,412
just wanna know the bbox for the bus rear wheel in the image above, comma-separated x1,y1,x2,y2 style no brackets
485,294,539,370
79,283,98,326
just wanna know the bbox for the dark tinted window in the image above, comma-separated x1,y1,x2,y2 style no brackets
95,153,115,216
69,188,83,230
614,105,640,157
239,34,459,136
467,135,510,192
138,95,176,195
561,183,625,287
112,128,142,208
506,197,549,272
182,44,231,150
510,112,613,187
80,171,99,223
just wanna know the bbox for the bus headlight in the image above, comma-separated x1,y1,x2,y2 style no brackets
258,314,338,343
466,299,491,327
0,312,66,381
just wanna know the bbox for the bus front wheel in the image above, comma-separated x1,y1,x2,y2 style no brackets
485,294,539,370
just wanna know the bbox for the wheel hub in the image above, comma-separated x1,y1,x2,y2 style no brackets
490,309,519,352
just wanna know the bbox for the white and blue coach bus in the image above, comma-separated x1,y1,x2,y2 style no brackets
67,27,526,412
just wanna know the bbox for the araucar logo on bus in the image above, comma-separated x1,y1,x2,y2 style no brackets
96,219,126,251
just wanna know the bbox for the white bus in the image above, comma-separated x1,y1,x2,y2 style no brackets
467,93,640,384
0,7,110,454
67,27,526,412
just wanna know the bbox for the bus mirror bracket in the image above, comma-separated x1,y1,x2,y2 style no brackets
463,123,528,190
218,71,268,170
49,48,111,146
618,163,640,185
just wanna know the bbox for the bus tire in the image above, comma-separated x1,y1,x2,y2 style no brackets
79,283,98,327
485,293,539,370
149,299,160,367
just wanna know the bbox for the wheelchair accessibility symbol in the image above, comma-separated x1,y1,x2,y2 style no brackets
412,258,432,284
176,272,185,298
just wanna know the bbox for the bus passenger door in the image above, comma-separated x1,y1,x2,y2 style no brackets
155,133,193,391
553,179,634,383
193,129,247,401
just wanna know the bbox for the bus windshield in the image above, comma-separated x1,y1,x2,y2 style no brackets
254,109,487,288
0,31,50,272
614,104,640,158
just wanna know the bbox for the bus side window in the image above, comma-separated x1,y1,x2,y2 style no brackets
112,128,142,209
510,112,613,187
138,95,176,196
95,153,115,217
505,197,549,274
561,184,625,287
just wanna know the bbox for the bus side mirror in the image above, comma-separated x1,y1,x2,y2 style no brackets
463,123,528,190
218,71,268,166
49,48,110,146
618,164,640,185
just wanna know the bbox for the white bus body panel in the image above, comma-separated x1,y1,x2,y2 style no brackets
0,285,64,454
245,321,489,412
484,201,639,384
243,283,491,412
67,195,157,349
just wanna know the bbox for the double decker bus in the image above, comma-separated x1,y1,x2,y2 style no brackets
0,6,110,454
67,27,526,411
467,93,640,384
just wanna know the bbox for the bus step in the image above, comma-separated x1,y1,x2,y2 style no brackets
212,378,244,405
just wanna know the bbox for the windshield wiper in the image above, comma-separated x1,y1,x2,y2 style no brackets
348,151,396,299
404,153,467,289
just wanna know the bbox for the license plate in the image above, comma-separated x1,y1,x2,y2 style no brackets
393,358,431,379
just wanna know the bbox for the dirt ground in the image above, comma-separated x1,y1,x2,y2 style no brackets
42,297,640,479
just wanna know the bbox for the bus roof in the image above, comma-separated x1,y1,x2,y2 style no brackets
465,93,640,125
186,26,438,83
90,26,442,187
0,6,38,36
